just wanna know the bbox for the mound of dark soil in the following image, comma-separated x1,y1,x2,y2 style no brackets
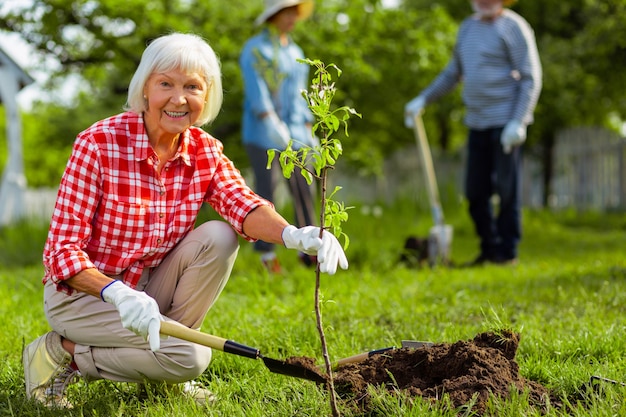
289,331,558,415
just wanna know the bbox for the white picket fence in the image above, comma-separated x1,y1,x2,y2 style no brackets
329,126,626,212
549,127,626,210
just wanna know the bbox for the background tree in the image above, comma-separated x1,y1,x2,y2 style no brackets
301,0,460,175
0,0,458,182
2,0,626,205
1,0,262,182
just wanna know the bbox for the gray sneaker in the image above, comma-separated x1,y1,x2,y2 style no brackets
23,331,79,408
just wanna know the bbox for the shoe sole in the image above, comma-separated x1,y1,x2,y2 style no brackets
23,342,36,399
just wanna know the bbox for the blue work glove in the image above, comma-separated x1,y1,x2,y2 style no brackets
282,225,349,275
500,120,527,154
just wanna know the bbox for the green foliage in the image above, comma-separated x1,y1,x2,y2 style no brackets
323,189,351,248
1,0,265,181
269,59,359,247
301,1,461,171
1,0,459,186
517,0,625,144
0,219,48,267
252,44,286,95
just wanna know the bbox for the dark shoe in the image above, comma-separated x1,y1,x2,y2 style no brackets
491,256,518,266
463,253,490,267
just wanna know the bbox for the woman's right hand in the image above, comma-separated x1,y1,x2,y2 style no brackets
263,112,291,148
101,281,162,351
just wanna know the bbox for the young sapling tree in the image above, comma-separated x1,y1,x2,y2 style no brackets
267,59,360,417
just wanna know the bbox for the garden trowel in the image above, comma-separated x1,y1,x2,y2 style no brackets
160,321,325,383
333,340,434,368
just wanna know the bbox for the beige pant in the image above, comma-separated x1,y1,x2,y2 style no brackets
44,221,239,383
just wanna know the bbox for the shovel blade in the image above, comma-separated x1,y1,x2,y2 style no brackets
261,356,326,384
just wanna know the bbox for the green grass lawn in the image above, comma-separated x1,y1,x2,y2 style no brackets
1,203,625,416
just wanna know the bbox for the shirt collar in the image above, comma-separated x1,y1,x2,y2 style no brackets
263,27,291,46
133,112,192,166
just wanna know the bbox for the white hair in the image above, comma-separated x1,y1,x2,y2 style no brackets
125,33,223,126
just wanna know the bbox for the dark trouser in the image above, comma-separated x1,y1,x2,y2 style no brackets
465,128,522,260
245,144,316,253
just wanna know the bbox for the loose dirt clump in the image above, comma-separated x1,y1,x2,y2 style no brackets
326,331,558,415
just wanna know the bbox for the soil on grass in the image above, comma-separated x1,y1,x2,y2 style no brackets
287,331,559,415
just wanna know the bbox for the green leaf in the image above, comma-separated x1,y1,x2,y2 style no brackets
300,169,313,185
266,149,276,169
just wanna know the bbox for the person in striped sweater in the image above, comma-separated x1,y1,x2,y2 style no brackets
405,0,542,266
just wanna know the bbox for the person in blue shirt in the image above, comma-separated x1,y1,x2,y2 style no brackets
240,0,317,272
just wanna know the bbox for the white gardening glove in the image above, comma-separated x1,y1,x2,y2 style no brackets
404,95,426,128
263,112,291,148
500,120,527,154
282,225,349,275
101,281,162,351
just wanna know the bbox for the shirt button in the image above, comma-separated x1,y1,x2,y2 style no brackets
159,213,164,218
160,191,165,196
157,239,162,244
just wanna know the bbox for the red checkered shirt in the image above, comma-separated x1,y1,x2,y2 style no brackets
43,112,272,293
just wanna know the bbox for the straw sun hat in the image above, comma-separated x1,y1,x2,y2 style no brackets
255,0,314,26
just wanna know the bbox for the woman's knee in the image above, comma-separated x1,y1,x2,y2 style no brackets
158,343,213,383
195,221,239,256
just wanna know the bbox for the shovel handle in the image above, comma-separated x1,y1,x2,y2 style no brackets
160,321,259,359
413,113,444,227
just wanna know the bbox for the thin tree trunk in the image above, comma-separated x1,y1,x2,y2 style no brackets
317,167,340,417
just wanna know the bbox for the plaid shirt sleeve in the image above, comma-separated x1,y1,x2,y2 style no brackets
43,134,101,291
199,131,273,238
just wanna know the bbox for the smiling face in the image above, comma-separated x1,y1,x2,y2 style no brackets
142,69,208,143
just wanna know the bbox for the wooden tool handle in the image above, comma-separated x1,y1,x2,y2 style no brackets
159,321,260,359
413,113,444,227
160,321,227,350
